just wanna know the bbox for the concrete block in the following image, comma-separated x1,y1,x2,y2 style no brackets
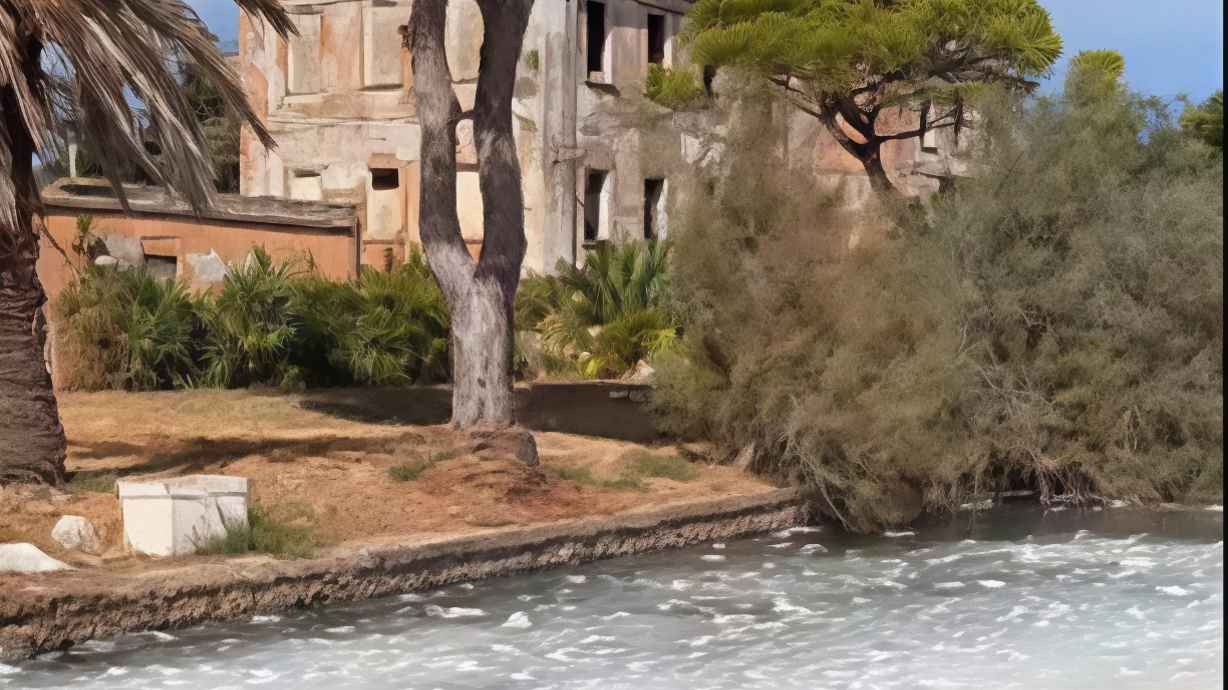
0,543,72,573
117,476,249,556
51,515,103,555
103,234,145,268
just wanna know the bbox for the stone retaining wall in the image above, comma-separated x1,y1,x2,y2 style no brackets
0,489,805,661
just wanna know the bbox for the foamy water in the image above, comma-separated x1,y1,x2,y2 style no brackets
4,506,1222,689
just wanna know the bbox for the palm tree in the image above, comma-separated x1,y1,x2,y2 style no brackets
0,0,292,485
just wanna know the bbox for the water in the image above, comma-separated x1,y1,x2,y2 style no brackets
4,505,1222,689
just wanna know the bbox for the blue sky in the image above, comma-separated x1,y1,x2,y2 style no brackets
187,0,1224,101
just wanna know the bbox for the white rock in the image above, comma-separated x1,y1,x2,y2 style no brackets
51,515,103,555
0,543,72,573
117,475,249,556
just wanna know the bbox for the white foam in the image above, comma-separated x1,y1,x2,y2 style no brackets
325,626,355,634
501,612,531,629
1206,505,1223,512
768,542,794,549
798,543,828,554
423,605,487,618
565,575,587,584
700,554,726,562
1156,585,1193,596
935,582,966,589
977,580,1006,589
884,531,915,538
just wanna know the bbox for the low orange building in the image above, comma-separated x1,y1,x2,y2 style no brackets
36,178,360,300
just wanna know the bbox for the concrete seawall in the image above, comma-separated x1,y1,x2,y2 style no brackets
1,489,806,661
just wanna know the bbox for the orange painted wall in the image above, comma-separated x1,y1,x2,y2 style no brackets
37,209,357,301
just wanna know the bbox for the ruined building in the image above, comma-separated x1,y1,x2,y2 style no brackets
37,0,959,298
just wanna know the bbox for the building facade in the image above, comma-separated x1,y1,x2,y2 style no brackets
236,0,960,274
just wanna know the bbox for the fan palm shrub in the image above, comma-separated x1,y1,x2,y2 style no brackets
537,240,680,379
198,246,302,388
291,249,451,386
55,265,197,391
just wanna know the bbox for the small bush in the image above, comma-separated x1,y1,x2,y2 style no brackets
389,461,431,482
55,265,198,391
196,504,314,559
548,465,599,484
530,240,681,379
624,451,698,482
67,471,118,494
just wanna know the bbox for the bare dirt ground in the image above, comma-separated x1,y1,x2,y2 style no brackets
0,390,774,566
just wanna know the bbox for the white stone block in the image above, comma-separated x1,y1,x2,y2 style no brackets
51,515,103,555
0,543,72,573
117,476,249,557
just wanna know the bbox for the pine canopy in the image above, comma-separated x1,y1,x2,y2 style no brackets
681,0,1063,196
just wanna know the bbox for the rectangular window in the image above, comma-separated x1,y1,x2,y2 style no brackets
368,167,403,241
146,255,177,281
586,1,607,78
643,178,664,240
647,14,666,66
584,170,608,242
370,168,400,191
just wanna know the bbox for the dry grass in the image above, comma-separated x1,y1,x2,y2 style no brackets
0,390,774,561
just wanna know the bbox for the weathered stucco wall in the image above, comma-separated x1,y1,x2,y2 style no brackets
36,180,358,300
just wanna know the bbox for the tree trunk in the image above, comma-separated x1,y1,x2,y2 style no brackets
860,143,896,197
1,81,68,487
814,104,905,203
408,0,534,429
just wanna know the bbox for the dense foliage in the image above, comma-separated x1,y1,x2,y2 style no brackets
516,240,680,380
55,240,677,390
652,71,1223,530
55,247,450,391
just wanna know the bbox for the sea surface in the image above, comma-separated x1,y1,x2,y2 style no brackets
3,504,1222,689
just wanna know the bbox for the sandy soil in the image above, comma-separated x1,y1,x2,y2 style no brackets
0,390,774,565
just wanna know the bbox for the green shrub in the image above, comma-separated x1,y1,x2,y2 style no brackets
624,451,698,482
644,64,708,110
67,470,118,494
534,240,681,379
198,247,302,388
388,461,431,482
652,78,1223,530
291,248,450,387
196,504,314,558
55,264,198,391
57,246,452,391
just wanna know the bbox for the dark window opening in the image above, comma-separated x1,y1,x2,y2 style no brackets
371,168,400,190
643,178,664,240
586,1,606,76
294,169,321,178
702,65,717,95
647,14,666,66
584,170,607,241
146,255,177,281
